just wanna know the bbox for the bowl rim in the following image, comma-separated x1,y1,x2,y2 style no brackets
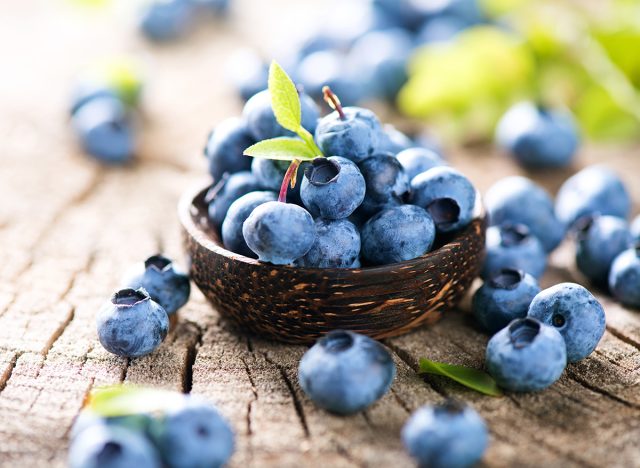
179,182,485,274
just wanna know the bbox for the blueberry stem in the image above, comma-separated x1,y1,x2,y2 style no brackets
278,159,301,203
322,86,345,120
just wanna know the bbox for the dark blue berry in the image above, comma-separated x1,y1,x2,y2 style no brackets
205,118,254,183
609,245,640,308
297,219,361,268
482,224,547,280
221,191,277,257
206,171,263,229
396,147,445,181
138,0,194,42
357,153,410,216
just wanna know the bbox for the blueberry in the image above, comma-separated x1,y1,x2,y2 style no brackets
528,283,605,362
138,0,194,42
226,49,268,101
357,153,410,216
631,215,640,243
298,330,396,414
314,107,383,163
297,219,361,268
575,215,632,285
242,201,315,264
420,0,485,26
401,400,488,468
361,205,435,266
221,191,277,257
70,81,119,116
295,51,363,106
300,157,366,219
377,124,413,155
349,29,413,100
472,269,541,334
150,396,234,468
96,288,169,358
609,245,640,308
204,117,254,183
69,425,160,468
496,102,579,168
190,0,229,15
555,165,631,227
482,224,547,280
72,96,135,164
250,158,308,205
410,166,477,233
417,15,467,44
486,317,567,392
206,171,263,229
71,412,153,441
242,89,319,141
396,147,445,181
485,176,566,252
122,255,190,315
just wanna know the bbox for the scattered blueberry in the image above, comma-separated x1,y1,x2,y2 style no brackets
72,96,135,164
138,0,194,42
485,317,567,392
357,153,410,216
122,255,190,315
314,106,383,163
70,81,119,116
396,147,445,181
298,330,396,414
401,400,488,468
150,396,234,468
242,89,319,141
528,283,605,362
242,201,316,264
69,425,161,468
221,191,277,257
190,0,229,15
297,219,361,268
206,171,263,229
555,165,631,227
410,166,477,233
96,288,169,358
205,117,254,182
484,176,565,252
574,215,632,285
71,412,153,441
482,224,547,280
496,102,579,168
472,269,541,334
300,157,366,219
361,205,435,265
608,244,640,308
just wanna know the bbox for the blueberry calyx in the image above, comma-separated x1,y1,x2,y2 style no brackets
319,330,354,353
144,254,172,272
634,241,640,257
508,318,540,349
552,313,566,328
97,442,123,464
112,288,149,306
488,268,524,290
500,223,530,247
436,398,466,415
304,158,340,186
427,198,460,229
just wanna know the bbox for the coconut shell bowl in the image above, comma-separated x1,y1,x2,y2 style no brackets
179,184,487,345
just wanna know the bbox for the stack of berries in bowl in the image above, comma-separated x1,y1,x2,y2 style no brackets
204,61,476,268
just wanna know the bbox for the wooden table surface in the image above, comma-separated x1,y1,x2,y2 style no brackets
2,1,640,466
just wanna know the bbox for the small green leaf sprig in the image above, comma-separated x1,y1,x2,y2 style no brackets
244,61,324,202
419,358,503,397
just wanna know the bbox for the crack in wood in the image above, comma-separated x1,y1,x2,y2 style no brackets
567,370,640,410
240,357,258,436
0,352,18,394
182,321,204,394
385,341,449,399
389,388,411,414
606,325,640,352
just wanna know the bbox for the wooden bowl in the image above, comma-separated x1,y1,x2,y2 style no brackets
180,184,487,344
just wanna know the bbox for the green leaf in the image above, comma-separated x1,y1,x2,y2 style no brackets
297,127,323,155
244,137,319,161
419,358,503,397
88,385,184,417
268,61,301,133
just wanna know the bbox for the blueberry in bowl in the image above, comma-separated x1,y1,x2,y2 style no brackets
179,184,486,344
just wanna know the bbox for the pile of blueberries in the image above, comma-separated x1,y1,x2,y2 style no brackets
139,0,229,42
231,0,487,104
69,392,234,468
96,255,191,358
205,86,477,267
70,78,140,165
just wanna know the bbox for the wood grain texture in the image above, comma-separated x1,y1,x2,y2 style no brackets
1,1,640,467
181,186,486,344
